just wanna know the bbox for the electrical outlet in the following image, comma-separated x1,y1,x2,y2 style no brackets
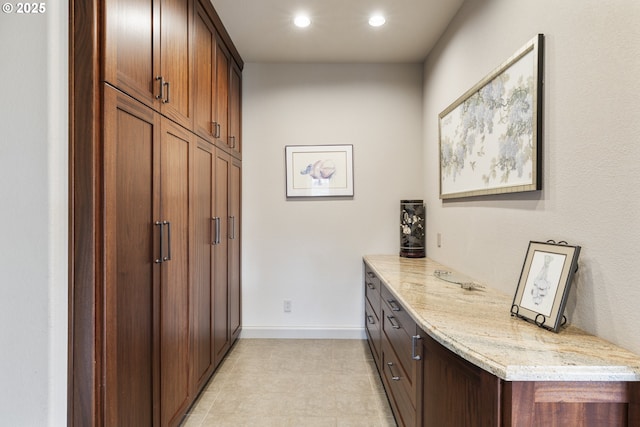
283,300,292,313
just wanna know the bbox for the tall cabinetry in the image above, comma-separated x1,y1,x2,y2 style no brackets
69,0,243,425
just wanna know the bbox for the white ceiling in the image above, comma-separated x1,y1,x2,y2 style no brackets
209,0,465,63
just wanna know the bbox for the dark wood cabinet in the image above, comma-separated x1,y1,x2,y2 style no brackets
363,257,640,427
421,332,499,427
70,0,242,424
103,86,192,427
364,266,382,369
365,265,422,427
228,62,242,155
191,140,215,393
214,41,230,148
228,157,242,341
103,0,194,129
193,3,217,142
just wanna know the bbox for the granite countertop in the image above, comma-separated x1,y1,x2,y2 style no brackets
364,254,640,382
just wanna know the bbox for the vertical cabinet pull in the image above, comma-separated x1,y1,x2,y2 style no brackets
229,136,236,148
229,216,236,240
163,81,170,104
212,217,221,245
155,221,172,262
163,221,171,261
156,76,165,101
155,221,164,263
154,76,170,103
412,335,422,360
386,362,400,381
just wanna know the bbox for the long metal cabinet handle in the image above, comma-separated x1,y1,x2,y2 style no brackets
163,81,170,104
386,362,400,381
213,217,220,245
155,76,165,101
163,221,171,261
411,335,422,360
229,136,236,148
229,216,236,240
155,221,164,263
386,315,400,330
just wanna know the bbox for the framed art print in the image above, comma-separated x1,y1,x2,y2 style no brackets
439,34,544,199
511,240,581,332
285,145,354,198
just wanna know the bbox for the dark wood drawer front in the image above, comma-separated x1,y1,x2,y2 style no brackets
382,339,416,427
381,287,415,371
365,298,381,368
364,265,381,318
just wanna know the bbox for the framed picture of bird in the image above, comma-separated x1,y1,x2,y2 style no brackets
285,144,354,198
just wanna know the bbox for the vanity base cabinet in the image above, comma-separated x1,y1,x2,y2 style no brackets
363,259,640,427
421,332,499,427
503,381,640,427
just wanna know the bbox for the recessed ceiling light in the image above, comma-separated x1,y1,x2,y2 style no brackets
368,14,386,27
294,15,311,28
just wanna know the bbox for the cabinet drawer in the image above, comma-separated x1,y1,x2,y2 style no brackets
364,265,381,318
381,288,415,372
365,297,381,368
382,339,416,427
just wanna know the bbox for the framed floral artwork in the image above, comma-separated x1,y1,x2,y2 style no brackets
511,240,581,332
439,34,544,199
285,145,354,198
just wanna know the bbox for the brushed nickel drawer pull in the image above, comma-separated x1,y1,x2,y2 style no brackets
386,315,400,329
412,334,422,360
387,362,400,381
367,315,375,325
387,299,401,312
366,282,375,290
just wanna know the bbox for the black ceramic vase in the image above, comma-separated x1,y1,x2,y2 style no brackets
400,200,425,258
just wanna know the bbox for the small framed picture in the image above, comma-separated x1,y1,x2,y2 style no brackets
285,144,354,198
511,241,581,332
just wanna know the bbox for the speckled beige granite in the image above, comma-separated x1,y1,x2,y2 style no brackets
364,255,640,382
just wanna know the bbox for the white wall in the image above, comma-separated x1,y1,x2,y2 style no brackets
423,0,640,354
0,0,68,425
241,63,424,338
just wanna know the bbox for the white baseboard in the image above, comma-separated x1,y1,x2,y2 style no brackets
239,326,367,340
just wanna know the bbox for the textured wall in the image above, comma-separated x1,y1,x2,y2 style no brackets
241,63,424,337
423,0,640,354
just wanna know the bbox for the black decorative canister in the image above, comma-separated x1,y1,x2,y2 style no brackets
400,200,425,258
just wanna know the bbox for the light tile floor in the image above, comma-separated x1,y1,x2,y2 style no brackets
181,339,397,427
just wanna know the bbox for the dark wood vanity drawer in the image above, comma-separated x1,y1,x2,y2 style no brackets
365,297,381,368
364,264,381,318
381,287,415,368
382,339,416,427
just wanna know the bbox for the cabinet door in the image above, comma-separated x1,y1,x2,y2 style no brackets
228,62,242,154
193,3,216,141
191,140,215,392
159,0,194,128
214,40,229,146
103,86,160,427
422,333,499,427
159,118,192,427
103,0,161,108
213,148,230,366
229,158,241,341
